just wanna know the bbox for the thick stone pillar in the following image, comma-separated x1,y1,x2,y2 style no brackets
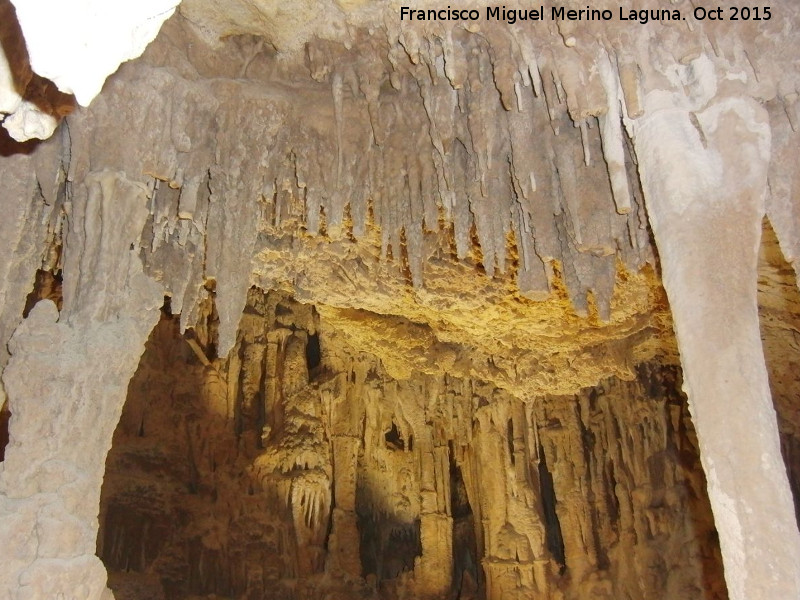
633,87,800,598
414,436,453,597
328,435,362,576
0,171,162,599
471,401,549,600
325,369,366,578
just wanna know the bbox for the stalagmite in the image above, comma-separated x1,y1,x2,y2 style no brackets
0,149,54,403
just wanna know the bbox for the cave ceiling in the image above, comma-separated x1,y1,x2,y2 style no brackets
4,0,800,398
2,2,800,598
77,3,693,399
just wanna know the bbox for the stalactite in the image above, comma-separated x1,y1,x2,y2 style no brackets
8,15,692,337
598,54,633,216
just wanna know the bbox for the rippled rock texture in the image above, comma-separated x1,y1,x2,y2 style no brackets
1,2,800,598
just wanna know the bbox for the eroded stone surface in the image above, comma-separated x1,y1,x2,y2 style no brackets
0,3,799,599
0,172,163,600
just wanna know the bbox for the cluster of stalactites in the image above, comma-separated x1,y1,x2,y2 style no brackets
287,24,654,316
63,18,665,356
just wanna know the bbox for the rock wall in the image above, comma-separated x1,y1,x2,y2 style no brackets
1,4,800,598
0,169,163,598
98,288,725,600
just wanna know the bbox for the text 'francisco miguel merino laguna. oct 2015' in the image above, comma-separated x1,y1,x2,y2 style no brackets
399,5,773,24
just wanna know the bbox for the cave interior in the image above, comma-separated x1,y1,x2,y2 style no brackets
1,1,800,600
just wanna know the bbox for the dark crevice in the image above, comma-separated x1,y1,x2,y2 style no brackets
384,422,405,451
507,418,515,466
604,461,620,527
201,280,220,360
233,340,245,440
450,449,479,598
22,269,63,317
538,442,566,572
306,332,321,373
0,400,10,462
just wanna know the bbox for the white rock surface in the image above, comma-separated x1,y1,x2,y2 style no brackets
3,98,57,141
9,0,179,106
0,46,22,115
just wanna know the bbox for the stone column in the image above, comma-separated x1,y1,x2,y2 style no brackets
633,84,800,598
0,171,162,599
328,435,362,575
472,401,549,600
414,436,453,598
325,369,366,578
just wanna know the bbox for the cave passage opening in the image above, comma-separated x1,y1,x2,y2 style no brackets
97,293,283,598
357,510,422,582
89,281,740,600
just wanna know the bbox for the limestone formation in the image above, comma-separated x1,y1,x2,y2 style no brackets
97,290,724,600
0,1,799,599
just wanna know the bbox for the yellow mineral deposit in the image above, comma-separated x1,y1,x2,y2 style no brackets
1,1,799,599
